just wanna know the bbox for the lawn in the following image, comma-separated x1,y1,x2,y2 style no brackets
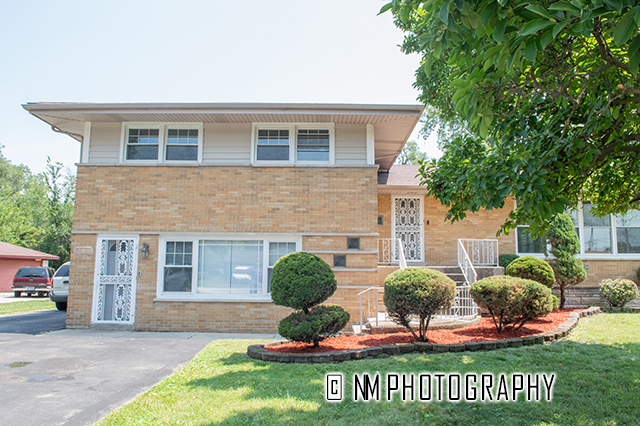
97,313,640,426
0,299,55,315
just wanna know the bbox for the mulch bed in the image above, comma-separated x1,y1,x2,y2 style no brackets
266,308,581,354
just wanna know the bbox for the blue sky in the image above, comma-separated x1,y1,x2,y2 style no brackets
0,0,440,174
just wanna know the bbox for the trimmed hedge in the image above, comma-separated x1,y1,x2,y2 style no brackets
599,279,639,308
470,275,553,332
506,256,555,288
499,254,520,270
383,267,456,342
270,252,336,313
278,304,350,347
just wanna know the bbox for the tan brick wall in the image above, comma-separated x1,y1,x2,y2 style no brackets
377,194,515,266
67,234,97,327
69,166,379,332
580,259,640,286
74,166,378,234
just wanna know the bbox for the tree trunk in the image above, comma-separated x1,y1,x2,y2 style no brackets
560,286,566,309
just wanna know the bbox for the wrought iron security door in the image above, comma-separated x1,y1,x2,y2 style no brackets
393,197,423,261
93,237,137,324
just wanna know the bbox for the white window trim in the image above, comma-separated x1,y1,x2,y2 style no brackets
156,234,301,302
120,122,203,164
251,123,335,165
515,202,640,260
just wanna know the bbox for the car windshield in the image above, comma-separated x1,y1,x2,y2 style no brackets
54,264,70,278
15,267,47,278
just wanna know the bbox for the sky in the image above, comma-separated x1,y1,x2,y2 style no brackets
0,0,440,175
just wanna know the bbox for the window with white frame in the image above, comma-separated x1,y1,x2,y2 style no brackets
297,129,330,161
166,129,199,161
159,237,298,298
123,123,202,162
515,203,640,257
253,124,333,164
126,128,160,160
163,241,193,292
256,129,290,161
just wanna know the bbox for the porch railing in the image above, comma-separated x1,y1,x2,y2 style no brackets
457,239,478,285
377,238,407,268
458,239,499,267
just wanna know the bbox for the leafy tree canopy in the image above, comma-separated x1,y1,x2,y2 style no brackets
396,140,429,164
382,0,640,236
0,146,74,268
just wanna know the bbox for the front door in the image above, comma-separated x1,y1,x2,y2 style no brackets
393,197,424,262
92,237,138,324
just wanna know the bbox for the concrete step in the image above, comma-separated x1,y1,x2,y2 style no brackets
426,266,463,275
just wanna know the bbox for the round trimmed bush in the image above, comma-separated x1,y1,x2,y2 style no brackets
551,294,559,311
271,252,336,313
499,254,520,270
506,256,555,288
383,267,456,342
599,279,639,308
470,275,553,332
278,304,350,347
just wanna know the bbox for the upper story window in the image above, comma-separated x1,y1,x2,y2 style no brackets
126,128,160,160
256,129,290,161
252,123,334,165
122,123,202,163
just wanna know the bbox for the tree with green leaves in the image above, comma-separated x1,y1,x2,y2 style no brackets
383,0,640,237
545,212,586,308
0,147,74,268
397,140,429,164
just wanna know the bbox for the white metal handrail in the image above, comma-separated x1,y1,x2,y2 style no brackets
358,287,384,328
459,239,499,267
377,238,408,268
458,239,478,285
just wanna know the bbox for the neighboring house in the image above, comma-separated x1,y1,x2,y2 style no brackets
23,102,640,331
0,242,59,292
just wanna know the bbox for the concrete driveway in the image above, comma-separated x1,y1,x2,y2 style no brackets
0,310,278,426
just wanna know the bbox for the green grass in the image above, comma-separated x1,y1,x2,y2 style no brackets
97,313,640,426
0,299,55,315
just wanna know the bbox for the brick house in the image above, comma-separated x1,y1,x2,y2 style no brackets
23,102,640,331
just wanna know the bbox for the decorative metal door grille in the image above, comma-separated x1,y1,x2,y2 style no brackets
394,197,422,261
95,238,136,323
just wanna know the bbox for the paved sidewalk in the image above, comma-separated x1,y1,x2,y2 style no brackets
0,292,49,303
0,318,278,426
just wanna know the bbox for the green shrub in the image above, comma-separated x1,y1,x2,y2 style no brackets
546,212,586,308
506,256,555,288
278,304,350,346
271,252,336,313
271,252,349,347
499,254,520,270
637,267,640,282
599,279,639,308
470,275,553,332
551,294,559,311
383,267,456,342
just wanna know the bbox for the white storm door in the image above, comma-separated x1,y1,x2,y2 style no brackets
393,197,424,262
93,237,138,324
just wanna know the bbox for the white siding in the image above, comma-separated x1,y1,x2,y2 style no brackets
335,124,367,165
203,123,252,164
88,123,121,164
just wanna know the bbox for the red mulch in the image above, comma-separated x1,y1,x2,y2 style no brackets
266,308,581,354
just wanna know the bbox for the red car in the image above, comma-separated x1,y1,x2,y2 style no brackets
12,266,55,297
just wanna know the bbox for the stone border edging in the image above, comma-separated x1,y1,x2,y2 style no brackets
246,307,602,364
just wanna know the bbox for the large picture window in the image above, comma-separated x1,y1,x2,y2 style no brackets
158,237,299,299
516,203,640,258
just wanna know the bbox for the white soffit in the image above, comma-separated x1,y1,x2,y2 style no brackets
23,102,423,168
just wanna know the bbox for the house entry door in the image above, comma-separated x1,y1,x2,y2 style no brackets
92,237,138,324
393,197,424,262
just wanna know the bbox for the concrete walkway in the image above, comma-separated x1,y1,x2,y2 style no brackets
0,291,49,303
0,312,278,426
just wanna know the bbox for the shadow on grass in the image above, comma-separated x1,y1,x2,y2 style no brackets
189,340,640,426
